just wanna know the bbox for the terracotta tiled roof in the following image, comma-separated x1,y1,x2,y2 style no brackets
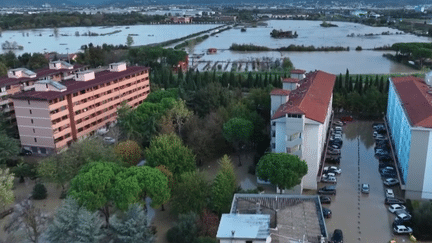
11,66,149,101
270,89,291,96
282,78,300,83
0,64,86,88
271,71,336,123
291,69,306,74
391,76,432,128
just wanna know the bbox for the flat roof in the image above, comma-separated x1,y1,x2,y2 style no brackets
391,76,432,128
217,214,270,240
229,194,328,243
11,66,149,101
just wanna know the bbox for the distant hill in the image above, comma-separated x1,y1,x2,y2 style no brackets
1,0,429,7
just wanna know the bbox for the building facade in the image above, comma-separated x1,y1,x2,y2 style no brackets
11,63,150,155
386,76,432,200
270,70,336,190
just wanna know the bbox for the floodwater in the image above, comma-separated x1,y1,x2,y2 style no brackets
192,20,432,74
0,24,221,55
323,121,407,243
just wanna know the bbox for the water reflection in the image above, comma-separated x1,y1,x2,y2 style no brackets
343,120,375,149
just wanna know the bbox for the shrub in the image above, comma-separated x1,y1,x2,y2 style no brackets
356,46,363,51
32,183,47,200
114,140,142,166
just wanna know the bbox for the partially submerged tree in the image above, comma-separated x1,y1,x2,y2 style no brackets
256,153,308,193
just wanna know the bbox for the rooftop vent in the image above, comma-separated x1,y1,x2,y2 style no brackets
7,68,36,79
49,60,73,70
35,80,67,92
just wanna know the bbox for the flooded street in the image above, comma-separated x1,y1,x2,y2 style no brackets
324,121,404,243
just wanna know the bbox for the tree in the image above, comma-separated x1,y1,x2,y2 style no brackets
171,171,210,215
223,117,254,166
68,161,123,225
165,99,193,138
0,168,14,212
112,166,170,210
197,209,219,238
32,183,47,200
166,212,199,243
256,153,308,193
126,35,134,47
114,140,142,167
0,62,7,76
0,132,19,165
5,200,50,243
109,203,154,243
211,155,236,214
43,198,103,243
411,201,432,239
145,133,196,177
28,53,48,70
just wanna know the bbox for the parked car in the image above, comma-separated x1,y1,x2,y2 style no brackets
388,204,406,213
328,148,341,154
380,169,397,176
19,148,32,156
381,173,398,179
384,178,399,186
396,211,412,222
385,198,406,205
103,137,116,144
321,176,337,184
385,188,395,198
377,154,392,160
326,157,341,164
330,144,342,149
379,165,395,171
322,172,336,178
330,229,343,243
319,196,331,204
393,225,413,234
324,166,341,175
334,121,344,126
322,208,332,218
361,184,370,194
328,150,341,155
318,186,337,195
393,218,413,228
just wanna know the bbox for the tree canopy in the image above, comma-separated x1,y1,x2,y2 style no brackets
223,117,254,145
171,171,210,215
211,155,237,214
256,153,308,192
145,133,196,177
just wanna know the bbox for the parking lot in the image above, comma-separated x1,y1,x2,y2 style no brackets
321,120,410,242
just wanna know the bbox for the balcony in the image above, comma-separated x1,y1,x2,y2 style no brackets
286,144,301,154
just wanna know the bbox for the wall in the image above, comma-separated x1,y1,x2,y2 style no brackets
302,120,322,190
270,95,288,115
387,80,411,182
219,239,266,243
405,129,429,199
422,130,432,199
273,117,286,153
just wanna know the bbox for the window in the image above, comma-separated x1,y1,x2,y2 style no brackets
28,100,31,105
46,84,48,88
246,241,252,243
33,128,35,133
272,131,275,138
29,109,32,114
272,143,275,149
34,138,37,143
31,119,34,124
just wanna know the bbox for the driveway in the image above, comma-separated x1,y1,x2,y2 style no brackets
323,121,410,242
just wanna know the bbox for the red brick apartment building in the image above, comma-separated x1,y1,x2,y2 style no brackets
0,61,86,122
11,62,150,155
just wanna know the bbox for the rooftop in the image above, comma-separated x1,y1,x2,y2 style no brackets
291,69,306,74
282,78,300,83
0,64,86,88
216,214,270,240
228,194,327,243
11,66,149,101
270,88,291,96
272,70,336,123
391,76,432,128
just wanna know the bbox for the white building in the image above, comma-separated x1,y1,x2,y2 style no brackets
270,70,336,190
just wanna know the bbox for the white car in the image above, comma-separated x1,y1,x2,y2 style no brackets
103,137,116,144
323,166,342,175
388,204,406,213
321,176,337,184
396,212,412,221
385,188,395,198
322,172,336,178
384,178,399,186
334,121,344,126
393,225,413,234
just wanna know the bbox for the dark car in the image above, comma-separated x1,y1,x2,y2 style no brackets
322,208,332,218
326,157,341,164
381,172,397,178
385,198,406,205
330,229,343,243
19,149,32,156
318,186,336,195
319,196,331,204
379,163,394,170
393,218,413,228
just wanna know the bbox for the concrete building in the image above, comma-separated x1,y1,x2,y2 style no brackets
0,62,86,121
270,70,336,190
11,63,150,155
386,75,432,200
216,194,328,243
